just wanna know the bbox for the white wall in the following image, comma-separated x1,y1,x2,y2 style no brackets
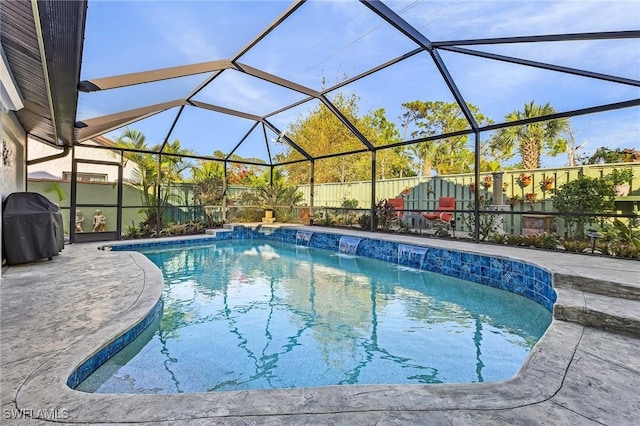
27,140,139,182
1,110,27,268
1,111,26,198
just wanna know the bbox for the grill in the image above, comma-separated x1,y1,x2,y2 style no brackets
2,192,64,265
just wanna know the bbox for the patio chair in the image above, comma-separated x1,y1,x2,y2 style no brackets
422,196,456,227
387,197,404,218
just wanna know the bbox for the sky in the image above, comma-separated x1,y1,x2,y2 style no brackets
76,0,640,169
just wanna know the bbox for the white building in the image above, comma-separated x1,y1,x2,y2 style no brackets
27,135,140,184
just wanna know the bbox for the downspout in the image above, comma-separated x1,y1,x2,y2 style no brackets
26,140,70,165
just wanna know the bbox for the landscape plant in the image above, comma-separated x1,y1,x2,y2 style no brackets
489,101,569,169
607,167,633,184
116,128,193,229
375,199,399,231
551,176,615,239
461,198,501,241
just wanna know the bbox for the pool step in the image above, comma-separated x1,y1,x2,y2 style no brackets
554,287,640,337
554,273,640,301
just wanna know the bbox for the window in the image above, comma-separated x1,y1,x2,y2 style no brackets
62,172,108,182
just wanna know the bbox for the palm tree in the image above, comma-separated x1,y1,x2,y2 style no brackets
490,101,569,169
116,128,156,215
115,128,193,227
191,159,225,206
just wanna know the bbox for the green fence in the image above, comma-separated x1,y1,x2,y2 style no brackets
298,163,640,237
27,162,639,239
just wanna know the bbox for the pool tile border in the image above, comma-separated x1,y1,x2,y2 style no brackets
66,299,163,389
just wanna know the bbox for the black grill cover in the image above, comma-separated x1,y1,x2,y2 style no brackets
2,192,64,265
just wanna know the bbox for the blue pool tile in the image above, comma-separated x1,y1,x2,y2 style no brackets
461,252,473,265
524,264,535,279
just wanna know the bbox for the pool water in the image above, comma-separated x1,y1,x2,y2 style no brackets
77,240,551,393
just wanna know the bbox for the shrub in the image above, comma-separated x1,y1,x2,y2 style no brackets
551,176,615,238
357,213,374,230
521,234,540,248
606,168,633,185
505,234,523,246
561,240,590,253
488,233,508,244
461,198,501,241
375,199,398,231
538,232,560,250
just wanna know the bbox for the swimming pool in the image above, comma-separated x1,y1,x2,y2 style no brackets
73,226,554,393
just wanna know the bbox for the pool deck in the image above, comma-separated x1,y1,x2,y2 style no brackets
1,225,639,425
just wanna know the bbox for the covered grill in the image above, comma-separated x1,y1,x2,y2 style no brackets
2,192,64,265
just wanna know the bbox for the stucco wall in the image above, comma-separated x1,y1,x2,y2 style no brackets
27,140,139,182
1,111,26,198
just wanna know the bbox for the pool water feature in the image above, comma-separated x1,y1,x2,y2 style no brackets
338,235,362,256
295,230,314,247
398,244,429,270
76,238,552,394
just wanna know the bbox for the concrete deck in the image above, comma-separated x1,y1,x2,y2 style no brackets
1,227,639,425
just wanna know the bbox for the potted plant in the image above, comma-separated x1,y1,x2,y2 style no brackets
525,192,537,203
508,194,521,205
607,168,633,196
481,175,493,189
401,186,411,197
516,173,532,188
260,186,277,223
468,182,476,193
539,175,555,191
262,204,274,221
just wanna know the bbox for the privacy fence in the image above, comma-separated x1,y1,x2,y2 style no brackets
298,163,640,238
29,162,639,240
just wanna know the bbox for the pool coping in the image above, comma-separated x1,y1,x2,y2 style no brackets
3,224,640,423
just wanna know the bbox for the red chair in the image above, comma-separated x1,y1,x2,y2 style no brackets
387,197,405,218
423,197,456,225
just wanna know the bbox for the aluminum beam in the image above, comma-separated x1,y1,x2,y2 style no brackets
188,100,263,122
432,30,640,47
440,46,640,87
76,99,185,142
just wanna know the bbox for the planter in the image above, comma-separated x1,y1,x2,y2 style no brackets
517,174,532,188
542,182,554,191
615,184,631,196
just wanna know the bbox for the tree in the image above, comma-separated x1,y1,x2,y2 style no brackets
279,92,407,183
489,101,569,169
561,125,587,167
191,159,225,207
400,100,492,175
586,147,640,164
115,128,193,227
361,108,412,179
